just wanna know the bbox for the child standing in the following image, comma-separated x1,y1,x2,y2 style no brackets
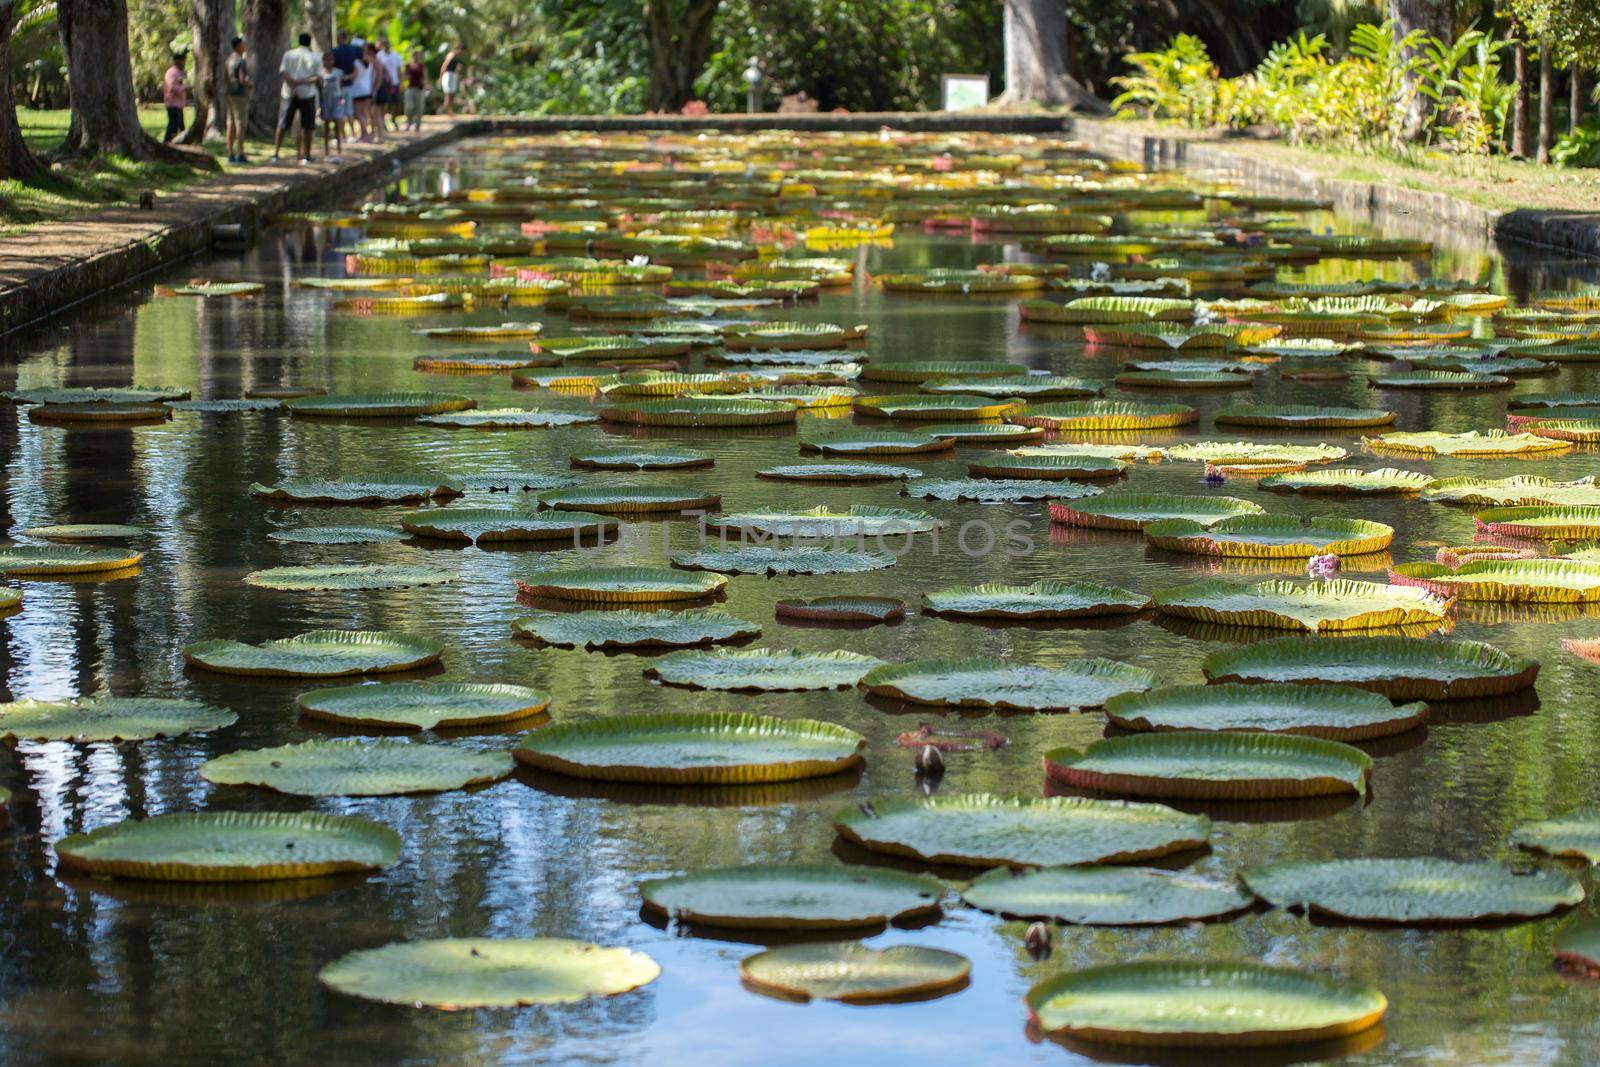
319,52,343,163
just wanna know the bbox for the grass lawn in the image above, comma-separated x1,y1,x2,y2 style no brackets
0,106,246,238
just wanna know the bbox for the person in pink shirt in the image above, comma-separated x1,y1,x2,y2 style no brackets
163,51,188,143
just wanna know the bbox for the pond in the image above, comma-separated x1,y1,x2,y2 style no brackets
0,131,1597,1064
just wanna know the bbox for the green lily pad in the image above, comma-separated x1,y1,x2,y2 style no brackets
267,525,409,545
1043,731,1371,799
1510,809,1600,862
251,480,462,504
920,421,1048,443
1104,683,1426,740
708,506,941,537
55,811,401,882
853,393,1023,420
857,360,1023,384
833,794,1210,867
1243,858,1584,923
1259,468,1435,495
923,375,1101,399
242,564,456,591
570,448,713,470
23,524,144,541
1370,370,1511,389
1390,558,1600,602
741,943,969,1003
1202,636,1538,699
639,864,943,929
513,711,864,784
0,588,20,610
600,398,797,427
757,462,923,482
297,682,550,730
671,547,895,576
201,739,514,795
535,485,720,514
1474,507,1600,540
775,596,906,623
29,401,171,423
921,581,1149,619
861,657,1155,711
1027,960,1386,1046
1012,400,1197,431
1048,492,1264,531
1115,369,1255,389
183,630,443,677
967,453,1128,480
1363,430,1570,457
456,471,582,492
646,649,883,691
1144,516,1394,558
417,408,598,429
1153,578,1452,632
799,431,953,455
399,507,617,543
1214,404,1396,428
962,865,1252,924
0,696,236,742
284,392,476,418
511,609,761,650
318,938,660,1009
1555,918,1600,974
0,545,142,575
515,566,726,604
1165,441,1348,464
905,478,1063,502
1421,476,1600,507
5,386,189,405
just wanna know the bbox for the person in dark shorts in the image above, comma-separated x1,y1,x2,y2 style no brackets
224,36,252,163
162,51,187,143
273,32,320,164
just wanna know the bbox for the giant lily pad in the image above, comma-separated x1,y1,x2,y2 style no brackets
284,393,475,418
639,864,942,929
1390,559,1600,602
1048,492,1264,531
29,402,170,424
1104,683,1425,740
1510,809,1600,862
183,630,443,676
708,506,941,538
601,398,796,427
251,480,462,504
297,682,550,731
6,386,189,405
1044,731,1371,799
858,361,1023,384
1153,579,1452,632
1369,370,1510,390
0,696,236,743
1202,636,1538,699
860,657,1155,711
570,448,712,470
1474,506,1600,540
1012,400,1197,431
853,394,1022,420
55,811,401,882
1243,858,1584,923
921,421,1047,444
904,478,1062,502
921,581,1149,619
1421,476,1600,507
671,547,895,576
535,486,720,514
317,938,660,1009
1214,404,1395,429
740,943,969,1004
1144,516,1394,558
201,738,513,795
833,794,1210,867
1555,919,1600,975
775,596,906,623
511,609,760,650
267,525,409,545
399,507,617,543
1259,468,1435,495
1165,441,1348,465
646,649,882,691
0,545,141,575
757,462,922,482
967,454,1128,480
242,564,457,591
1026,961,1386,1046
24,524,143,541
1363,430,1571,457
799,432,953,455
513,711,864,783
516,566,726,604
417,408,596,429
962,865,1252,924
923,375,1100,399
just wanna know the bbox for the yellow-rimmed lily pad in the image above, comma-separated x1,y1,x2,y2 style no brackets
511,608,761,650
23,524,143,541
921,581,1149,619
1144,516,1394,558
516,566,726,604
242,564,456,591
861,657,1155,711
1201,636,1537,699
399,507,617,543
741,943,969,1003
1043,731,1371,799
1104,683,1425,740
1153,578,1452,632
646,649,882,691
201,738,514,795
1048,492,1264,531
284,392,476,418
297,682,550,730
183,630,443,676
671,547,895,576
0,545,142,575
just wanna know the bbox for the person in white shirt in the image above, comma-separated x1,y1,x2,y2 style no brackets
273,32,320,164
376,38,403,132
350,46,374,142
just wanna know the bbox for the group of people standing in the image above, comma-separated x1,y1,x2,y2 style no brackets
159,33,468,168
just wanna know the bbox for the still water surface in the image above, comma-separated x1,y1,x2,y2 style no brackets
0,139,1597,1065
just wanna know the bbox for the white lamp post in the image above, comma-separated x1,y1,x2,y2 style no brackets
743,56,763,114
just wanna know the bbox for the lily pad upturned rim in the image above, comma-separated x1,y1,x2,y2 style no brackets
1103,683,1427,741
200,738,515,796
1143,515,1395,559
774,596,907,623
860,656,1157,711
1043,730,1373,800
1509,807,1600,863
515,565,728,604
961,864,1253,925
1048,492,1265,531
638,862,944,929
1242,857,1585,923
509,608,762,650
740,943,971,1004
1152,578,1452,633
1201,635,1539,699
0,695,237,743
182,629,444,677
920,581,1151,619
644,649,883,691
296,681,550,730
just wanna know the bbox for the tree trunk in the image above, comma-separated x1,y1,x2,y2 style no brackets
1512,40,1529,157
181,0,228,145
643,0,721,112
303,0,332,52
998,0,1105,112
1388,0,1454,140
1538,42,1552,164
1573,67,1585,134
59,0,207,165
244,0,288,139
0,2,43,180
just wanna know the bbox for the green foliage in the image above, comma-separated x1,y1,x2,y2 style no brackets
1111,35,1225,128
1552,122,1600,167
